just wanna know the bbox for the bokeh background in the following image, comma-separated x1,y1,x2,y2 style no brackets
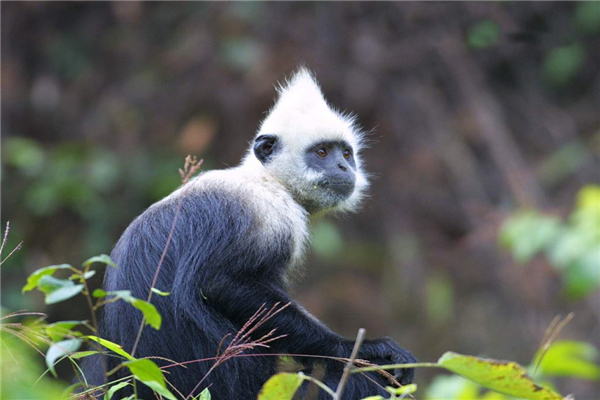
2,2,599,398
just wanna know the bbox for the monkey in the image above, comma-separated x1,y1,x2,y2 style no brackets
80,68,416,399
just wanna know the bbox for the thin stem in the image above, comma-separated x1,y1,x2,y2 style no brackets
299,372,336,397
352,362,440,374
333,328,366,400
130,157,203,358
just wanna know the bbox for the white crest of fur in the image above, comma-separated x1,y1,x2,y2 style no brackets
242,68,369,213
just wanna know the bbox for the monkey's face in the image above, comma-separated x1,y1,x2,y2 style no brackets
303,139,356,199
253,134,366,214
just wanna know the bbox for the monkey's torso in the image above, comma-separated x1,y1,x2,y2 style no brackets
94,168,312,398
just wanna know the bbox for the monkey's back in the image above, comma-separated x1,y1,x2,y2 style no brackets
83,169,308,398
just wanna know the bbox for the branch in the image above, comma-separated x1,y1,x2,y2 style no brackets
333,328,366,400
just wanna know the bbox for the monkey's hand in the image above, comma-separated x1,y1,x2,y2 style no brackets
359,338,417,386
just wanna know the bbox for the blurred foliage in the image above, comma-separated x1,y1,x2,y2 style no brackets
500,185,600,299
425,273,454,328
1,318,68,400
467,20,500,50
311,220,345,261
574,2,600,35
2,136,186,259
542,44,587,89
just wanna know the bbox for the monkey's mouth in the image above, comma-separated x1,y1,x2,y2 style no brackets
317,178,355,197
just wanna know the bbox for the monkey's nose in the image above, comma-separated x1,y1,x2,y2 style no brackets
337,163,347,171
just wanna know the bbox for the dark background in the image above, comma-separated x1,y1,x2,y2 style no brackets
2,2,599,397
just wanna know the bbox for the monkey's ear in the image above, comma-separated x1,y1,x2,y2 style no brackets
254,134,279,164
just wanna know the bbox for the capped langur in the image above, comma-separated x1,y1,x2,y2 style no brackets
81,69,416,399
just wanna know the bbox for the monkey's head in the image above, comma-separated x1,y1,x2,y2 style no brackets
244,68,369,214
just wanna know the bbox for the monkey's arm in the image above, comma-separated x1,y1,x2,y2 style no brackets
169,191,415,384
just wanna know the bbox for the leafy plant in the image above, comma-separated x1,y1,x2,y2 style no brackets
500,185,600,299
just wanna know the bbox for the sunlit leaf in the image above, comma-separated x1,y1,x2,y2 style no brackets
93,288,108,298
45,321,83,341
69,351,98,360
104,381,130,400
131,299,161,330
385,383,417,395
22,264,72,293
85,336,135,361
194,387,211,400
46,339,82,377
258,372,304,400
151,288,170,297
83,254,118,268
38,275,84,304
123,359,176,400
93,290,162,330
438,352,562,400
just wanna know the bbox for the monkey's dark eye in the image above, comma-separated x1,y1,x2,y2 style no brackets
343,150,352,160
316,148,328,158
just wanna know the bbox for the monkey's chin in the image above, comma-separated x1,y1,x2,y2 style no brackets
297,185,354,214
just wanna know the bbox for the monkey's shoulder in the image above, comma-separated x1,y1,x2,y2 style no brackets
133,168,308,243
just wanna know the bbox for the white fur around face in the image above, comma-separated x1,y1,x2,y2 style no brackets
241,68,369,214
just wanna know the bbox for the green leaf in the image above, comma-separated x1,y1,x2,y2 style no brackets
385,383,417,395
151,288,171,297
93,288,108,298
83,254,118,268
96,290,162,330
22,264,72,293
467,20,500,49
123,359,176,400
45,320,83,341
46,339,82,377
72,270,96,281
258,372,304,400
131,299,162,330
194,388,211,400
104,381,130,400
533,340,600,380
361,396,385,400
44,283,84,305
69,351,98,360
85,336,135,361
38,275,84,304
438,352,563,400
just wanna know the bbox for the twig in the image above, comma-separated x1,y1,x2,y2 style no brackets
0,221,10,255
333,328,366,400
130,156,203,358
0,221,24,266
533,313,574,378
299,372,336,397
